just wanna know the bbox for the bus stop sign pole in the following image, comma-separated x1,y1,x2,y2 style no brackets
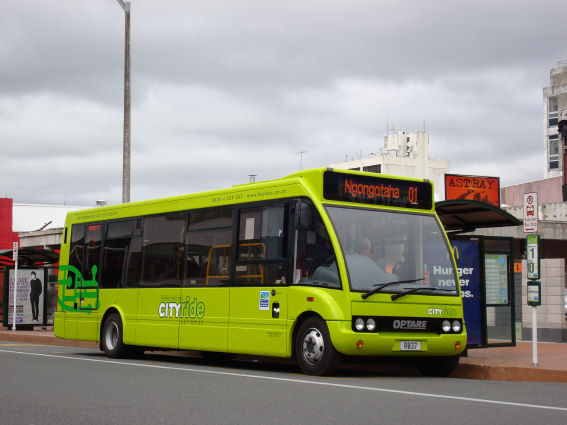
12,242,18,332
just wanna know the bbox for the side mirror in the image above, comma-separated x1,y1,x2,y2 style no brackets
296,201,313,230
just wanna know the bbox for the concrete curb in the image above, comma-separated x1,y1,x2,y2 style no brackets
453,363,567,383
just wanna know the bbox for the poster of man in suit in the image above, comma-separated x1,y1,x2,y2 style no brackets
7,268,45,326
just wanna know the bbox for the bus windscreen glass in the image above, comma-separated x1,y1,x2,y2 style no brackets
326,206,457,296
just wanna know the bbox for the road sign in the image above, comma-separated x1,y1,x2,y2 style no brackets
526,234,540,280
527,281,541,306
13,241,18,261
523,192,538,233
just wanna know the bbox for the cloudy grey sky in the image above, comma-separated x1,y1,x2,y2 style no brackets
1,0,565,206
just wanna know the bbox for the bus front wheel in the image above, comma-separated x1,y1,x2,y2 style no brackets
294,317,340,376
101,313,128,358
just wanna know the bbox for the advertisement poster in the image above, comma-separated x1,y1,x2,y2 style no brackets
445,174,500,207
7,268,45,325
451,240,483,346
485,254,509,305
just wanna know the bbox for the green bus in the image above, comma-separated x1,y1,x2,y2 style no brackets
54,168,466,376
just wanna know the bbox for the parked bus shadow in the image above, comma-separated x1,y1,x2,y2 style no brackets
78,349,423,378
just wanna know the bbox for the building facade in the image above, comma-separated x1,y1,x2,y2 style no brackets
328,130,449,200
544,60,567,178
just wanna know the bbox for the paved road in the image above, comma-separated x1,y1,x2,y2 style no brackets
1,342,566,425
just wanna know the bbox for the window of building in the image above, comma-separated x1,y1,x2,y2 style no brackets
363,164,381,174
185,207,233,286
549,134,559,170
141,212,186,287
549,97,559,127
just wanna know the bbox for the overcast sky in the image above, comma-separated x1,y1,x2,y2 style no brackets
1,0,565,206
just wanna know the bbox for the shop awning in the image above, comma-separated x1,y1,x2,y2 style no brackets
0,247,59,267
435,200,522,233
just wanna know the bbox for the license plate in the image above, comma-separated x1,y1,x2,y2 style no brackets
400,340,421,351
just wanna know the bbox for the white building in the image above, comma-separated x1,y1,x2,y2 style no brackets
328,130,449,200
13,203,89,248
543,60,567,179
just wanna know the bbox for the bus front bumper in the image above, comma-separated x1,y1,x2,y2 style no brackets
327,321,466,357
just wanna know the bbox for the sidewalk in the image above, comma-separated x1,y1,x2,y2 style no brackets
1,326,566,382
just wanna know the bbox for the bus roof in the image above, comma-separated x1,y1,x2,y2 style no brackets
64,168,434,225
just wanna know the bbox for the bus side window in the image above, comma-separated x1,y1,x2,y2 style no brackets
102,220,135,288
141,212,185,287
295,202,340,288
67,223,85,288
84,224,103,284
235,204,289,285
185,207,233,287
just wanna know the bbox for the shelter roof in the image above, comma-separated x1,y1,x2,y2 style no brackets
0,247,59,267
435,200,522,233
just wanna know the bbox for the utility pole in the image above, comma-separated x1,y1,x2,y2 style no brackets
297,150,307,170
117,0,131,203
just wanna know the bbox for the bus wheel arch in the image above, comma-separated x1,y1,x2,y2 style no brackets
100,309,143,358
293,314,341,376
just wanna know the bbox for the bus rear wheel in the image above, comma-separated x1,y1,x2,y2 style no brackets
295,317,340,376
101,313,142,358
417,356,459,377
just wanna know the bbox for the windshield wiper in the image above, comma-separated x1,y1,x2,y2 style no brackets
361,278,425,299
391,286,455,301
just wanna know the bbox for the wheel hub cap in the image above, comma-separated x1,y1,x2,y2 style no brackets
302,328,324,365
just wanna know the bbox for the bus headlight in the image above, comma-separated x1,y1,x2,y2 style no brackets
366,318,376,332
354,318,365,331
442,320,451,333
452,320,462,333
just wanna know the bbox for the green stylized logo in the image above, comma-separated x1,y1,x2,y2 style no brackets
58,265,99,313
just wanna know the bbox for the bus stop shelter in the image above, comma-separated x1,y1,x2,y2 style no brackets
1,247,59,328
435,200,522,348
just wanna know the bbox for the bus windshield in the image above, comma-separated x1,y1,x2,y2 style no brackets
326,206,458,296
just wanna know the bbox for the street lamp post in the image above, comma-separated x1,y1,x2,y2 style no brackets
297,150,307,170
117,0,131,204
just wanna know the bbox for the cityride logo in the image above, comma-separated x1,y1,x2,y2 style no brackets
427,306,458,317
158,296,205,319
343,178,401,201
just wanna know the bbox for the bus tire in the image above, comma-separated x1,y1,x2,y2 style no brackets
417,356,459,377
295,317,340,376
101,313,128,358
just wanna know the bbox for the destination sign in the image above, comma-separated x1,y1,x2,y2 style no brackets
323,171,433,210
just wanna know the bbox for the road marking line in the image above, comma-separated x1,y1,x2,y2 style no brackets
1,348,566,412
